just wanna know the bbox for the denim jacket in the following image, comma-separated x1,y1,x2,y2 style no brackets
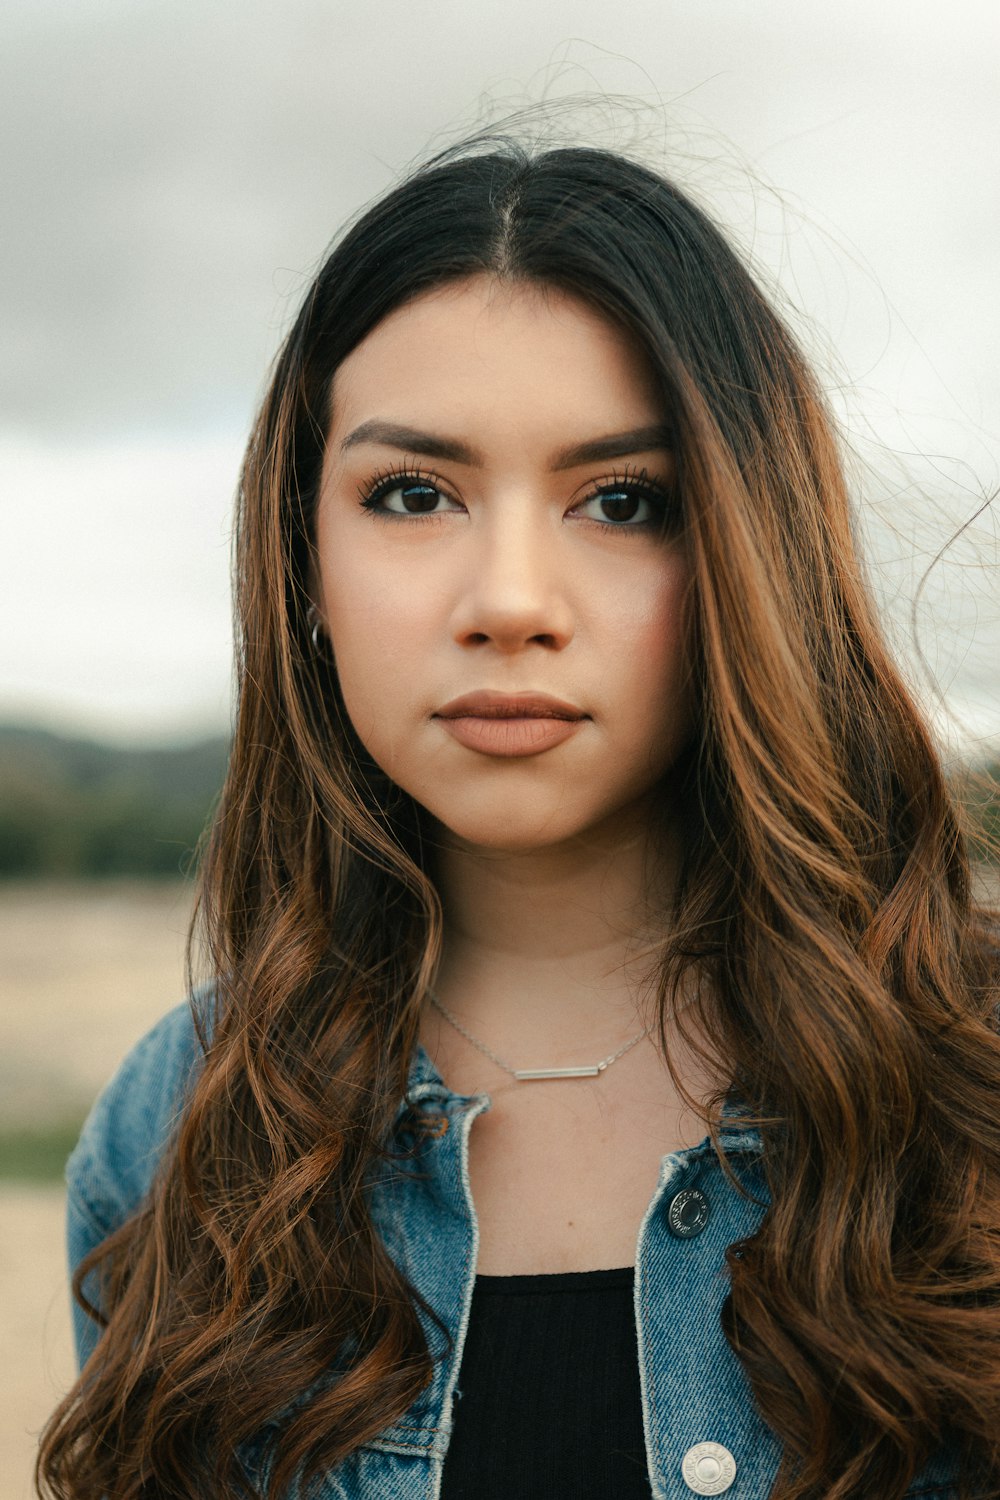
67,996,967,1499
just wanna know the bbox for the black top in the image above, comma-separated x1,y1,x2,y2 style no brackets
439,1266,652,1499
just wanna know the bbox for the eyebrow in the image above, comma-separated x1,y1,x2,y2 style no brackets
340,419,673,470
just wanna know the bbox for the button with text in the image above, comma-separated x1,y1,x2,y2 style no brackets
682,1441,736,1494
666,1186,711,1238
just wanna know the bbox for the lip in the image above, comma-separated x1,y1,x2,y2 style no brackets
436,715,585,757
433,692,589,758
434,691,587,720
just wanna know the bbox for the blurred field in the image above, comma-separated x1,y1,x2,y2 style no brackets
1,880,194,1500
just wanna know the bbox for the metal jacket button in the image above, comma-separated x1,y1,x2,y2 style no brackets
666,1186,711,1238
681,1441,737,1494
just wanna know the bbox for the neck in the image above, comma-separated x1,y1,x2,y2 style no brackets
423,794,678,1057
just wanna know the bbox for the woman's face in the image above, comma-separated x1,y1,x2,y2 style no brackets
314,274,694,854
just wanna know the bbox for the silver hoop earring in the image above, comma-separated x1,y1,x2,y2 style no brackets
307,605,324,651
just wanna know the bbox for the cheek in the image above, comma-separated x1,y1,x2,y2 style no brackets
319,552,432,723
626,560,695,741
630,555,692,675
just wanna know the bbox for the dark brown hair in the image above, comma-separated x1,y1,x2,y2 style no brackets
38,136,1000,1499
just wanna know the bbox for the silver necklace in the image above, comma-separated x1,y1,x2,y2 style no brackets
427,988,651,1081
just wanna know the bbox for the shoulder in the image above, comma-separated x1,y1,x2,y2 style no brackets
66,985,216,1243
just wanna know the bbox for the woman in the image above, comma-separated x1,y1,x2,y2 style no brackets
38,135,1000,1499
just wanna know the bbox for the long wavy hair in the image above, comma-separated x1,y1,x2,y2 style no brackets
38,136,1000,1500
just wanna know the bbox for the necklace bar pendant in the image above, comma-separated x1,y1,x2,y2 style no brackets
513,1065,603,1080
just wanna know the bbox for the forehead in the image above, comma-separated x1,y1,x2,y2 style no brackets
326,274,664,441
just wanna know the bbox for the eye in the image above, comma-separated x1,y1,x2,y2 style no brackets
356,462,680,532
358,466,460,519
574,470,679,533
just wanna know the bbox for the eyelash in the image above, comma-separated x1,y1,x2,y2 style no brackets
355,462,679,534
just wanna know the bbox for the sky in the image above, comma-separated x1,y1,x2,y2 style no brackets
1,0,997,758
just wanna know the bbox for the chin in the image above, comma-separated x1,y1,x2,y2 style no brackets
419,805,601,858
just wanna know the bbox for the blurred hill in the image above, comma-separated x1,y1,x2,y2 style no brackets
0,721,995,879
0,724,229,878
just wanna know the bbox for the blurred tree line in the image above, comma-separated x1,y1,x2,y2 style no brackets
0,724,228,878
0,722,997,879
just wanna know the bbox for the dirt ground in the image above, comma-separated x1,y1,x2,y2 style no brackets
1,880,197,1128
2,1186,74,1500
1,881,194,1500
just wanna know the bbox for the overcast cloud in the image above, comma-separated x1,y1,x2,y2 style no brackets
1,0,997,750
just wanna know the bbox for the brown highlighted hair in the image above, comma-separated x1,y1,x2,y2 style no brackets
38,137,1000,1499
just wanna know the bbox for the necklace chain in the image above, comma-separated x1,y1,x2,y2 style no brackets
427,989,652,1081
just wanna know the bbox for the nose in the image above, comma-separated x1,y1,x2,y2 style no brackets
449,501,575,654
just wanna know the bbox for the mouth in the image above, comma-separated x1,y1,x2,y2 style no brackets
434,710,586,758
434,690,587,721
